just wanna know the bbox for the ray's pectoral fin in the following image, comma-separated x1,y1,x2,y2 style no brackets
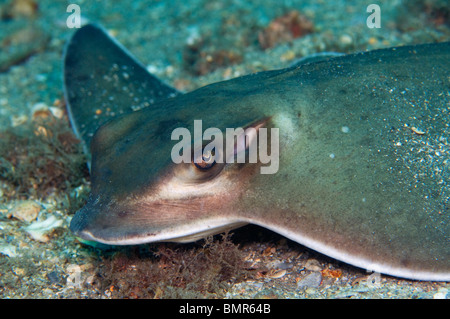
63,24,180,155
70,116,274,245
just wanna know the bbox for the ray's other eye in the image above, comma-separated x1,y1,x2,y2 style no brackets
193,148,216,170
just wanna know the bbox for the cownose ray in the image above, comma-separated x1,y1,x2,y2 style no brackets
64,24,450,281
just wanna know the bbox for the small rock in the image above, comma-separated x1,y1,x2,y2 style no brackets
3,0,39,19
304,258,322,272
266,259,294,270
339,34,353,45
305,287,317,294
12,267,26,276
11,114,28,127
297,272,322,289
11,200,41,222
0,243,18,257
49,106,64,119
268,269,286,279
433,288,448,299
31,102,51,120
273,261,294,270
47,271,63,285
254,289,280,299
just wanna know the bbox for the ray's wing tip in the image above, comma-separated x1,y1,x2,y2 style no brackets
62,23,108,66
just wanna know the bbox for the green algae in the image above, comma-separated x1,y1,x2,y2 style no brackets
0,116,88,201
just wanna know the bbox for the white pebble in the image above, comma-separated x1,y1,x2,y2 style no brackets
340,34,353,45
433,288,448,299
24,216,63,242
0,244,18,258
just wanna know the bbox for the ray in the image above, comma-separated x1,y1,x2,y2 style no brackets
64,24,449,281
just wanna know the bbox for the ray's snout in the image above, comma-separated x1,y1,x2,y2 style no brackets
69,197,145,244
69,201,100,242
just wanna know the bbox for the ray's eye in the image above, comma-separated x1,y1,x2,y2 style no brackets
193,148,216,170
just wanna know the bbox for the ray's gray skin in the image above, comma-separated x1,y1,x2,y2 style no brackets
64,24,450,281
